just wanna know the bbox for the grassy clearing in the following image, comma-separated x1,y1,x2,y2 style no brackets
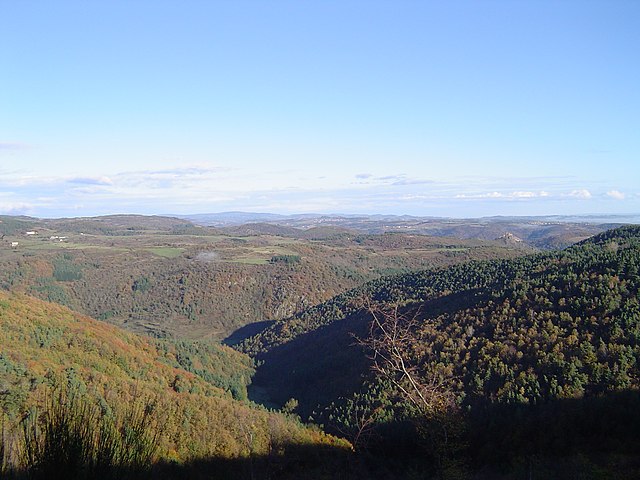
224,246,300,265
144,247,185,258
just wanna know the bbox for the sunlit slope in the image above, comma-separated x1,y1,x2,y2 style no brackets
0,292,349,462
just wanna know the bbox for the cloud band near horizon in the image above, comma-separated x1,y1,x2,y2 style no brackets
0,166,637,218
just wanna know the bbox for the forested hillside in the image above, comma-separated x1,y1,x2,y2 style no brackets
0,292,351,478
3,215,639,478
242,226,640,478
0,215,524,340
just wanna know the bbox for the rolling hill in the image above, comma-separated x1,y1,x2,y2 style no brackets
180,212,625,249
0,215,526,340
0,291,351,478
3,214,640,478
240,225,640,477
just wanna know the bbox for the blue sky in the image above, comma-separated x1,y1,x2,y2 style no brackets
1,1,639,218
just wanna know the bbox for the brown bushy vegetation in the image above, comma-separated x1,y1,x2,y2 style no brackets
14,382,159,479
0,291,351,477
0,219,524,340
2,381,359,480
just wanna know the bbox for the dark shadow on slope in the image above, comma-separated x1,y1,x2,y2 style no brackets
5,443,391,480
169,390,640,479
248,313,371,418
223,320,276,346
154,443,361,480
248,288,492,418
353,389,640,479
466,389,640,472
415,287,490,318
5,392,640,480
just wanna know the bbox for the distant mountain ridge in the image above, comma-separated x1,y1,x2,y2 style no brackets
177,212,636,249
3,212,634,249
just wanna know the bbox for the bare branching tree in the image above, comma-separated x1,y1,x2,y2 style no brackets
357,297,456,417
355,297,467,477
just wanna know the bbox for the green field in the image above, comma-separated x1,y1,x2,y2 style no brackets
144,246,185,258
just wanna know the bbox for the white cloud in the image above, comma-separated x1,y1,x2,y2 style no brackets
606,190,625,200
0,202,34,214
455,192,502,199
67,176,113,186
567,189,592,199
455,191,549,200
511,191,536,198
352,173,432,186
2,161,636,218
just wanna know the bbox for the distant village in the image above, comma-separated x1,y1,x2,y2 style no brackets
2,229,68,249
